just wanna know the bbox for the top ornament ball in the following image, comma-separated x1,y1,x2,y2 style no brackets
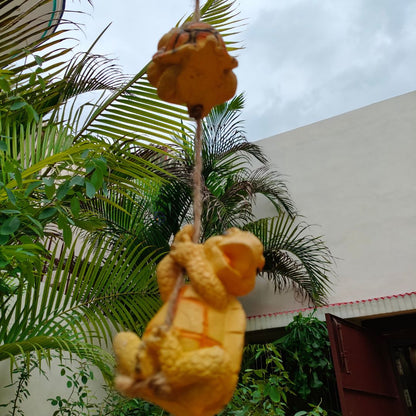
147,21,238,119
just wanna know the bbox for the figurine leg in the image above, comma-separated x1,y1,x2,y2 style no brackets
113,331,160,381
113,332,142,378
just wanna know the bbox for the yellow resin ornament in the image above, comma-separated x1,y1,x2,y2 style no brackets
147,22,238,118
113,225,265,416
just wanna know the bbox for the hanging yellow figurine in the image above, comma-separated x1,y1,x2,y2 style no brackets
147,21,238,119
113,3,264,415
114,225,265,416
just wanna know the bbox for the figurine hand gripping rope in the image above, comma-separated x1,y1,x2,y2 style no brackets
113,3,264,415
114,226,265,416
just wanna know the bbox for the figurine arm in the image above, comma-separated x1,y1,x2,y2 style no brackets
168,225,229,309
156,254,183,302
175,245,228,310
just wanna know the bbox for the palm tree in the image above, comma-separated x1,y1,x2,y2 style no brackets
0,119,163,378
87,94,333,306
201,97,333,304
0,0,247,378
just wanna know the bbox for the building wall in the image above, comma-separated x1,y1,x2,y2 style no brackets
241,91,416,317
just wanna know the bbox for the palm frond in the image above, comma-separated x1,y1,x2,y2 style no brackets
244,216,333,306
0,3,130,126
79,0,244,146
79,74,192,147
0,336,114,381
188,0,245,50
202,95,270,179
0,118,169,211
202,164,295,237
1,234,161,354
242,166,296,216
38,51,127,120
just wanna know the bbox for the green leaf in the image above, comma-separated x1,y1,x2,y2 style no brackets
42,178,54,187
85,162,95,174
93,157,107,173
0,216,20,235
311,371,323,389
39,207,57,220
70,198,80,218
14,169,22,188
0,209,20,214
24,181,42,197
29,72,36,85
69,176,85,187
90,169,104,190
62,223,72,246
85,181,96,198
56,181,71,201
34,55,44,66
37,75,46,90
45,184,55,200
19,235,34,244
24,214,43,231
24,105,40,122
6,188,16,205
269,385,281,403
10,100,26,111
0,141,7,151
0,78,11,92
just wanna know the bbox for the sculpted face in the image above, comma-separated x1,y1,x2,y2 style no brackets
204,228,265,296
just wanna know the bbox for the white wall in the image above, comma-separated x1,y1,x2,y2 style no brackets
0,357,107,414
0,279,111,413
241,91,416,316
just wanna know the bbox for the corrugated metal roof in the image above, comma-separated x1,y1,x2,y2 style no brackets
246,292,416,332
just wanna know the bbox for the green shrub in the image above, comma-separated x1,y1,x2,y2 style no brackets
275,312,339,414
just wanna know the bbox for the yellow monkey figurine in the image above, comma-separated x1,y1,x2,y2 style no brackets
113,225,265,416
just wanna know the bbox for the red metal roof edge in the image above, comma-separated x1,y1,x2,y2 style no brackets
246,291,416,320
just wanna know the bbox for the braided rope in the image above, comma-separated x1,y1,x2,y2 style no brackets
193,0,201,22
162,0,203,329
192,117,203,244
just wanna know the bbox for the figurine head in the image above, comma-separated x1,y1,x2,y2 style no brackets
204,228,265,296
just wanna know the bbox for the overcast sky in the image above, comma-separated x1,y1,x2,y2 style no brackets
71,0,416,141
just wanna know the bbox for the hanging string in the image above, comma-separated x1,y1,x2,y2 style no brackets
163,0,203,329
164,270,184,327
191,0,203,243
164,0,202,328
193,0,201,22
192,117,203,244
163,117,203,328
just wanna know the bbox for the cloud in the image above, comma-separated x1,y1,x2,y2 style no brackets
237,0,416,140
72,0,416,141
